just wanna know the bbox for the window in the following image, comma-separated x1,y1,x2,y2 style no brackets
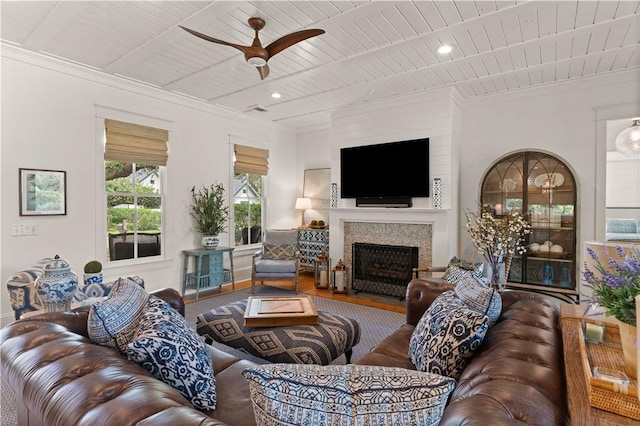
233,173,263,245
104,119,168,262
233,143,268,247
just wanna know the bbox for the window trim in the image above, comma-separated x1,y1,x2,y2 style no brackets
94,108,173,267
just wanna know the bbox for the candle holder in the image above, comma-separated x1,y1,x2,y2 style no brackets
314,251,330,289
582,302,606,344
331,259,348,294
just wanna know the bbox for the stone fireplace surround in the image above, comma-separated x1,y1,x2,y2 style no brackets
328,207,453,278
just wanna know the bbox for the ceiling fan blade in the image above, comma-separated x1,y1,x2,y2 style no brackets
180,25,251,55
258,64,270,80
265,29,325,58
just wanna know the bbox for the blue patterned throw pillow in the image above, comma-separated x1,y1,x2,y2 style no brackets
455,273,502,327
127,296,217,411
242,364,455,426
409,290,489,379
442,257,484,284
87,276,149,352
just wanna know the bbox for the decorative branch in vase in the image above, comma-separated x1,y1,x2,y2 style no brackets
465,206,530,291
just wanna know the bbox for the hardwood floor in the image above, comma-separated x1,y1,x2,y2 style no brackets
183,271,406,314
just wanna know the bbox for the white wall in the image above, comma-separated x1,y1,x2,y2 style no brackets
325,88,458,267
1,47,299,326
459,70,640,295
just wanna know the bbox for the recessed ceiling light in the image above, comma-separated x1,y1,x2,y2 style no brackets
271,92,282,99
437,45,453,55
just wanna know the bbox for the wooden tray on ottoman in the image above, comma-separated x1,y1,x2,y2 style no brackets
244,296,318,327
579,321,640,419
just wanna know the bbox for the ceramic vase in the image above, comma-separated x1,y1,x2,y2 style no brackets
617,319,638,380
202,235,219,250
34,255,78,312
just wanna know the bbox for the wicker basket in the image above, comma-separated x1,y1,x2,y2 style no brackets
579,321,640,419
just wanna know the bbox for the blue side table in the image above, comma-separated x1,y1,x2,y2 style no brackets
182,247,235,300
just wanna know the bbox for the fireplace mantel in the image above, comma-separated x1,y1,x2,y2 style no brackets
328,207,455,271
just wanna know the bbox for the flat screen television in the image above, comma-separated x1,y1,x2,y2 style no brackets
340,138,429,202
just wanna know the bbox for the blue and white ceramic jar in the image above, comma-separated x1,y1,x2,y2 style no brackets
34,255,78,312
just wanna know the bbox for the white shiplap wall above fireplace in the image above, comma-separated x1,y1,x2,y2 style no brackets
326,87,461,269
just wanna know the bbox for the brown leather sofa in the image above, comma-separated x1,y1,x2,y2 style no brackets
0,288,255,426
1,281,568,425
356,278,569,425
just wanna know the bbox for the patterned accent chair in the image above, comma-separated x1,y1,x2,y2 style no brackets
251,229,300,294
6,259,145,319
5,258,54,320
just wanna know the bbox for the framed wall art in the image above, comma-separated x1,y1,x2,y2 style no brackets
19,168,67,216
303,168,330,209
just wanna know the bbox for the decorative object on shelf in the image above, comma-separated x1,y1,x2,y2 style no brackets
466,207,530,291
34,255,78,312
314,251,330,289
190,182,229,250
432,178,442,209
331,259,348,294
541,262,554,284
309,219,326,229
295,197,312,227
331,183,338,208
615,118,640,157
83,260,103,286
559,264,572,286
533,172,565,190
583,244,640,378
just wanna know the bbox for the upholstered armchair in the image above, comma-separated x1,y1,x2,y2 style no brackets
251,229,300,294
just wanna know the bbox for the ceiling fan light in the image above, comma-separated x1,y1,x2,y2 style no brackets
615,118,640,157
247,56,267,67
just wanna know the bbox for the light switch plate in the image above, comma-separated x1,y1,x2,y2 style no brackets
12,224,38,236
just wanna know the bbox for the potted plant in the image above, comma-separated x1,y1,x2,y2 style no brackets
583,244,640,378
83,260,103,286
190,182,229,249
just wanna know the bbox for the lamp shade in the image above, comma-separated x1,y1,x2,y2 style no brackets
615,118,640,157
295,197,312,210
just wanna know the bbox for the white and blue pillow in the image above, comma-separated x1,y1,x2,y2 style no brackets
454,273,502,327
409,290,489,379
126,296,217,410
242,364,455,426
442,256,484,284
87,276,149,352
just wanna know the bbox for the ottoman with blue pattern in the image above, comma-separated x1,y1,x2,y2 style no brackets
196,298,361,365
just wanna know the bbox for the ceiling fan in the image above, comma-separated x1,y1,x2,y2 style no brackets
180,17,325,80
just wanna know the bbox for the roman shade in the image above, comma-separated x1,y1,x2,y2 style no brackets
234,144,269,175
105,119,169,166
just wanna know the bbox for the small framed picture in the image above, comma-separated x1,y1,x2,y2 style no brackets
19,168,67,216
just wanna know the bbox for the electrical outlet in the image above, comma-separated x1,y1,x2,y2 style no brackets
12,224,38,236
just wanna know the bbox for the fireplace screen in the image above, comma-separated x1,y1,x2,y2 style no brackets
352,242,418,299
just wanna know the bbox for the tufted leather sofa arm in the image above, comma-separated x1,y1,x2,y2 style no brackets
0,288,248,426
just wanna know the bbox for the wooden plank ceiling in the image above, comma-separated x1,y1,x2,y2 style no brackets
2,1,638,131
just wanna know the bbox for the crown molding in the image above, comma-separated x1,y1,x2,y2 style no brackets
1,43,291,131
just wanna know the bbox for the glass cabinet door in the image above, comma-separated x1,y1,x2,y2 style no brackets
481,151,577,296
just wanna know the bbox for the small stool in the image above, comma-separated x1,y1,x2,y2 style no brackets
196,299,361,365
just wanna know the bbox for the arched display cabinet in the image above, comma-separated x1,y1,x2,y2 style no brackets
480,151,577,302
